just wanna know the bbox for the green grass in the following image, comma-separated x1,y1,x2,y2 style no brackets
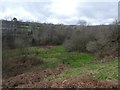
47,60,118,80
32,46,93,68
57,52,93,67
3,46,118,80
3,46,94,68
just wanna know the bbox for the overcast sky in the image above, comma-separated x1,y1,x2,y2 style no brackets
0,0,119,25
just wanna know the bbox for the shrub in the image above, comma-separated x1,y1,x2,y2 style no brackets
86,25,118,58
63,29,94,52
86,41,98,53
64,25,118,59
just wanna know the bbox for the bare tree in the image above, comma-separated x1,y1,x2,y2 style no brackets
77,20,87,26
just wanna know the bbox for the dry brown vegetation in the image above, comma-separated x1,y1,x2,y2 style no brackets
3,70,118,88
3,56,44,78
3,64,68,88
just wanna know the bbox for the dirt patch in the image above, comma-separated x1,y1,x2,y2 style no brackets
10,56,44,67
50,77,118,88
3,64,118,89
2,64,68,88
3,56,44,78
94,56,118,64
16,77,118,88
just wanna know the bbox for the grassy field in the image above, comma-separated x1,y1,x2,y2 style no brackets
47,60,118,80
3,46,118,80
3,46,94,68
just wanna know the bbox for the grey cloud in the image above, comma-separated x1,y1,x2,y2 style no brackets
74,2,118,24
0,1,118,25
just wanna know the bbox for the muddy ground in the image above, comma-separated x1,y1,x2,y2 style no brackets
3,56,44,78
17,77,118,88
2,64,68,88
2,55,119,88
3,64,118,88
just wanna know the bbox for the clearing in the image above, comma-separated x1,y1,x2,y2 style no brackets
2,46,119,88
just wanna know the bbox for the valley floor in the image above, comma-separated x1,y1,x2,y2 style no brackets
2,46,119,88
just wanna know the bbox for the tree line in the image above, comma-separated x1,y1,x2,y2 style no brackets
2,22,119,59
